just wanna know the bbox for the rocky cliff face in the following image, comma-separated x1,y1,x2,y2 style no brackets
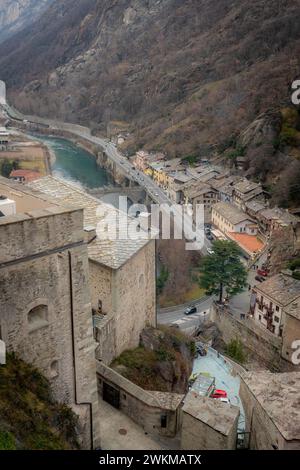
112,326,194,393
0,0,52,42
0,0,300,162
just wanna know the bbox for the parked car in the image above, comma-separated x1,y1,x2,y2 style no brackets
255,275,265,283
257,269,268,277
211,389,227,399
207,248,215,255
206,233,214,241
204,227,211,234
184,306,197,315
196,344,207,356
218,397,230,404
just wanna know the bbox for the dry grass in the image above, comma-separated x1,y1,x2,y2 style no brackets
0,145,47,175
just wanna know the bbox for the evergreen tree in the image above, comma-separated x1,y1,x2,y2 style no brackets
199,240,247,303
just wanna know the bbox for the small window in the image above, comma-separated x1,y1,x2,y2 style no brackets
276,306,279,312
259,315,262,321
139,273,145,287
28,305,48,331
274,316,280,323
161,415,167,428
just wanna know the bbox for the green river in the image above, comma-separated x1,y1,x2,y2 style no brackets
33,134,109,189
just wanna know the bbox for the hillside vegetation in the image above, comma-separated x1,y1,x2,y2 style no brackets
0,0,299,156
0,354,79,450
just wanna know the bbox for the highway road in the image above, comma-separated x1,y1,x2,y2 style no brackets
157,296,213,331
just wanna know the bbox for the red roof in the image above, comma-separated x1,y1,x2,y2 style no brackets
10,169,41,182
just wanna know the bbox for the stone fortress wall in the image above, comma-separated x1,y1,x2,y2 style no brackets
0,201,101,449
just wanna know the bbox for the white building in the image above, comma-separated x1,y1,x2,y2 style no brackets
212,202,258,235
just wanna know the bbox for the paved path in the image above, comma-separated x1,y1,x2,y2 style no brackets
98,398,167,450
229,250,269,316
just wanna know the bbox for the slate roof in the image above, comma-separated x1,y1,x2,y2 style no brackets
241,371,300,441
182,392,239,436
213,202,254,225
254,273,300,306
28,176,154,270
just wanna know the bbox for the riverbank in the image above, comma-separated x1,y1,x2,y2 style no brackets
30,134,110,189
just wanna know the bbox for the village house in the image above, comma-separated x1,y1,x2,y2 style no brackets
257,207,300,233
212,202,264,257
186,166,221,183
0,126,10,151
250,272,300,351
183,182,218,223
212,202,258,235
240,371,300,449
210,175,239,203
233,179,265,209
10,168,41,183
244,200,268,221
133,150,165,174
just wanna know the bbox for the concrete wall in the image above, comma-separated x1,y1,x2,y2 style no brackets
97,362,182,438
0,208,100,449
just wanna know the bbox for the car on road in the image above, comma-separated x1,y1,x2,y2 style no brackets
211,389,227,399
255,275,265,283
206,233,214,241
184,306,197,315
207,248,215,255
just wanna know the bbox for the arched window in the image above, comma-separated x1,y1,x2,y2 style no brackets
28,305,48,331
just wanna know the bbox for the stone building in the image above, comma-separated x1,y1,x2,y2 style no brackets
0,176,100,449
240,371,300,449
181,392,240,450
29,176,156,365
250,272,300,364
183,182,218,223
232,179,265,209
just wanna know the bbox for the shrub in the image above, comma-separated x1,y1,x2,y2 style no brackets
225,339,246,364
0,431,16,450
